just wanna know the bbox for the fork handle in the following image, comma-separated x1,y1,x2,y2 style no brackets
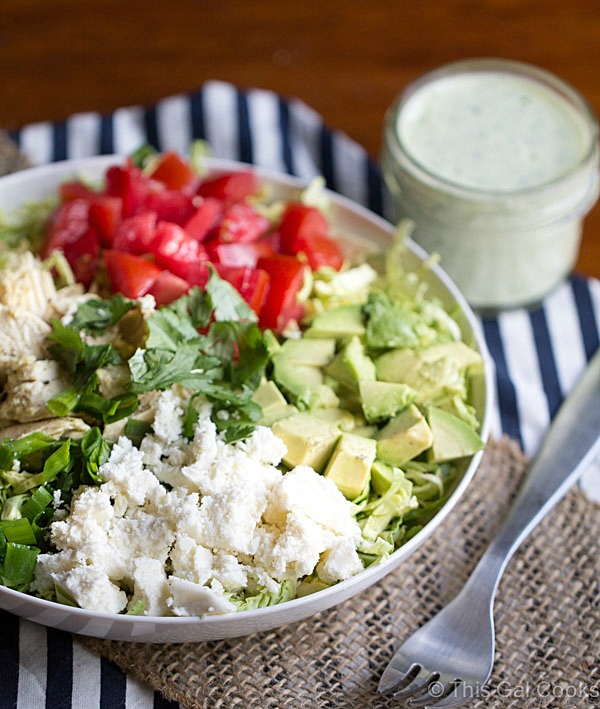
466,347,600,598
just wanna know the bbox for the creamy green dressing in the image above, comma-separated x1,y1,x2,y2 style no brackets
396,72,590,192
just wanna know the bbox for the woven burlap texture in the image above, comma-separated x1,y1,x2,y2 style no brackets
80,438,600,708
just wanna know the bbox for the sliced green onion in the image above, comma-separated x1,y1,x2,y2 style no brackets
0,542,40,590
1,494,28,521
0,518,37,545
42,440,71,483
123,419,152,441
22,486,53,522
47,385,80,417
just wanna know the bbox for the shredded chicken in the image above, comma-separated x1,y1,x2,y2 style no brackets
0,359,70,422
0,417,90,442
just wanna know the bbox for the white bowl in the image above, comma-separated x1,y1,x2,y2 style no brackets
0,156,494,642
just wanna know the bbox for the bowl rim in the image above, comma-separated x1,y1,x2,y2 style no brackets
0,155,494,636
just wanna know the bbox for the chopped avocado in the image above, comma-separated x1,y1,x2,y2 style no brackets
324,433,377,499
311,407,356,431
251,380,288,412
272,355,339,410
258,404,299,427
304,304,365,339
279,337,336,366
419,341,482,369
427,406,484,462
271,412,341,472
375,345,471,405
252,380,297,426
376,404,433,466
352,424,379,438
325,336,376,391
359,380,417,423
434,393,480,430
370,459,396,494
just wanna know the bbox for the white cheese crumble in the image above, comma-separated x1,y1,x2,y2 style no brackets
32,390,364,616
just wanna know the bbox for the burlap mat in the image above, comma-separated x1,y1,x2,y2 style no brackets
78,438,599,708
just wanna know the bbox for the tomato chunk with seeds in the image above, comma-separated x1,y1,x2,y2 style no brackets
208,239,277,268
197,170,259,204
41,199,91,259
183,198,222,241
278,202,329,254
112,212,158,254
148,151,197,191
216,266,270,314
217,202,270,243
256,254,306,331
104,250,161,299
88,196,122,246
152,222,209,281
293,232,344,271
147,270,191,306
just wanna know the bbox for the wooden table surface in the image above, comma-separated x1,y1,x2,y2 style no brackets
1,0,599,279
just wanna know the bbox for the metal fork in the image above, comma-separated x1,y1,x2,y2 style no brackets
378,348,600,707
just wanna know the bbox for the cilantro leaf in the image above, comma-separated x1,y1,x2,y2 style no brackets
128,345,220,393
69,295,136,334
47,321,121,388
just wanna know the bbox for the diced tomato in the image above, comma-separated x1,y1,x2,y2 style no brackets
197,170,259,204
59,181,102,202
41,199,91,259
148,151,197,191
64,227,100,288
104,250,162,299
208,239,276,268
143,188,195,225
256,254,306,331
147,269,191,306
293,232,344,271
106,162,150,218
112,212,158,254
152,221,209,282
216,266,270,314
183,198,222,241
278,202,329,254
217,202,270,243
88,196,122,246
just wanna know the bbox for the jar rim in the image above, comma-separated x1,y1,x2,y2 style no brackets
385,57,600,201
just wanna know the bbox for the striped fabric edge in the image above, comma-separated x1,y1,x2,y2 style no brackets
2,79,599,709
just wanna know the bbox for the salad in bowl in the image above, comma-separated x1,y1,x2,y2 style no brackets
0,149,492,640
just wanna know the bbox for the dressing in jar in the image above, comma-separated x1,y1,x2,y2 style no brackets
381,58,600,310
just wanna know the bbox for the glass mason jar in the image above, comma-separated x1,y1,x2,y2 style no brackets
381,58,600,311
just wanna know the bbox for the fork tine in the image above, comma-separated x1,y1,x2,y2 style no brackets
404,678,462,707
378,662,422,695
391,670,441,701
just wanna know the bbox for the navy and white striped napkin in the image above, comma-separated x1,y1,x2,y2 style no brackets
2,80,599,709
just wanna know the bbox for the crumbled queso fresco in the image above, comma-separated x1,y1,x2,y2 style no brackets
32,390,364,616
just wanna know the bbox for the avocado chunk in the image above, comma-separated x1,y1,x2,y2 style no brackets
251,380,297,426
323,433,377,499
272,355,339,410
279,337,336,367
359,380,417,423
427,406,484,462
375,343,479,405
325,336,376,392
376,404,433,466
311,407,356,431
304,304,365,339
251,380,288,412
271,412,341,472
370,459,396,494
